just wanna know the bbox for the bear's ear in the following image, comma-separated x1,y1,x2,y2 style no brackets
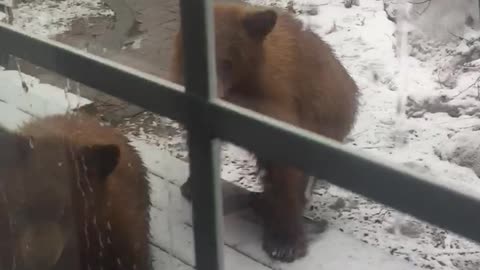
242,9,277,40
79,144,120,180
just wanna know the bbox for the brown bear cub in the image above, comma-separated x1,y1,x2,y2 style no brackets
170,3,358,262
0,114,152,270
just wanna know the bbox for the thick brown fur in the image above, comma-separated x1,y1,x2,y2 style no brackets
0,114,152,270
170,3,358,262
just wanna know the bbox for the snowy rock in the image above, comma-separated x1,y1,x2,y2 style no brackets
406,89,480,118
402,161,434,177
344,0,359,9
408,0,480,39
435,131,480,178
385,219,424,239
406,94,459,117
382,0,400,22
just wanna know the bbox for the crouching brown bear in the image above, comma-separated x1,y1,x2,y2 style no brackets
0,113,152,270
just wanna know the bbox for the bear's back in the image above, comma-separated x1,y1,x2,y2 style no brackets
261,11,358,140
18,114,151,270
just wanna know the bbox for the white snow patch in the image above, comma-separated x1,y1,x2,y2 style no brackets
436,131,480,178
11,0,113,37
0,69,91,119
0,100,32,130
0,11,6,23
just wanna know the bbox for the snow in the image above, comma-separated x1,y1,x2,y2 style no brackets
145,147,420,270
0,69,91,128
0,67,420,270
240,0,480,269
0,12,6,23
11,0,113,37
407,0,479,40
436,131,480,178
223,213,417,270
122,0,480,268
0,99,32,130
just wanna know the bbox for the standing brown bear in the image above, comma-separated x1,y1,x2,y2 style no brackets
170,3,358,262
0,114,152,270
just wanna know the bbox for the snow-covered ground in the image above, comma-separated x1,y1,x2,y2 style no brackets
9,0,113,37
0,66,91,130
0,62,419,270
3,0,480,269
122,1,480,269
246,1,480,269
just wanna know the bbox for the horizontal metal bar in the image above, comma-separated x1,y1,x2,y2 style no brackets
2,22,480,245
209,100,480,244
178,0,224,269
0,23,188,123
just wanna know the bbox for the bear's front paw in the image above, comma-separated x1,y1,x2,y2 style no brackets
262,231,307,262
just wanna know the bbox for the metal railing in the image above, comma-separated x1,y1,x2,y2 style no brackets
1,1,480,270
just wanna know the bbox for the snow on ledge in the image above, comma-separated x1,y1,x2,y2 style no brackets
0,12,6,23
12,0,114,38
0,69,91,123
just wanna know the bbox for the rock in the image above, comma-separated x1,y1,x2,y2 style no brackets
329,198,346,211
435,131,480,178
344,0,360,9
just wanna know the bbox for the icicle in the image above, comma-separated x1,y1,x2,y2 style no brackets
75,82,82,110
165,182,175,270
392,214,405,236
28,137,34,149
392,0,411,147
14,58,28,93
64,79,72,112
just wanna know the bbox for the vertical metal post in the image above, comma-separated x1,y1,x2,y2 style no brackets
178,1,224,270
0,4,12,68
0,51,9,69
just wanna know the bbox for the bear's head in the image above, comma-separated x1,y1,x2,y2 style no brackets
0,127,119,270
171,4,278,98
